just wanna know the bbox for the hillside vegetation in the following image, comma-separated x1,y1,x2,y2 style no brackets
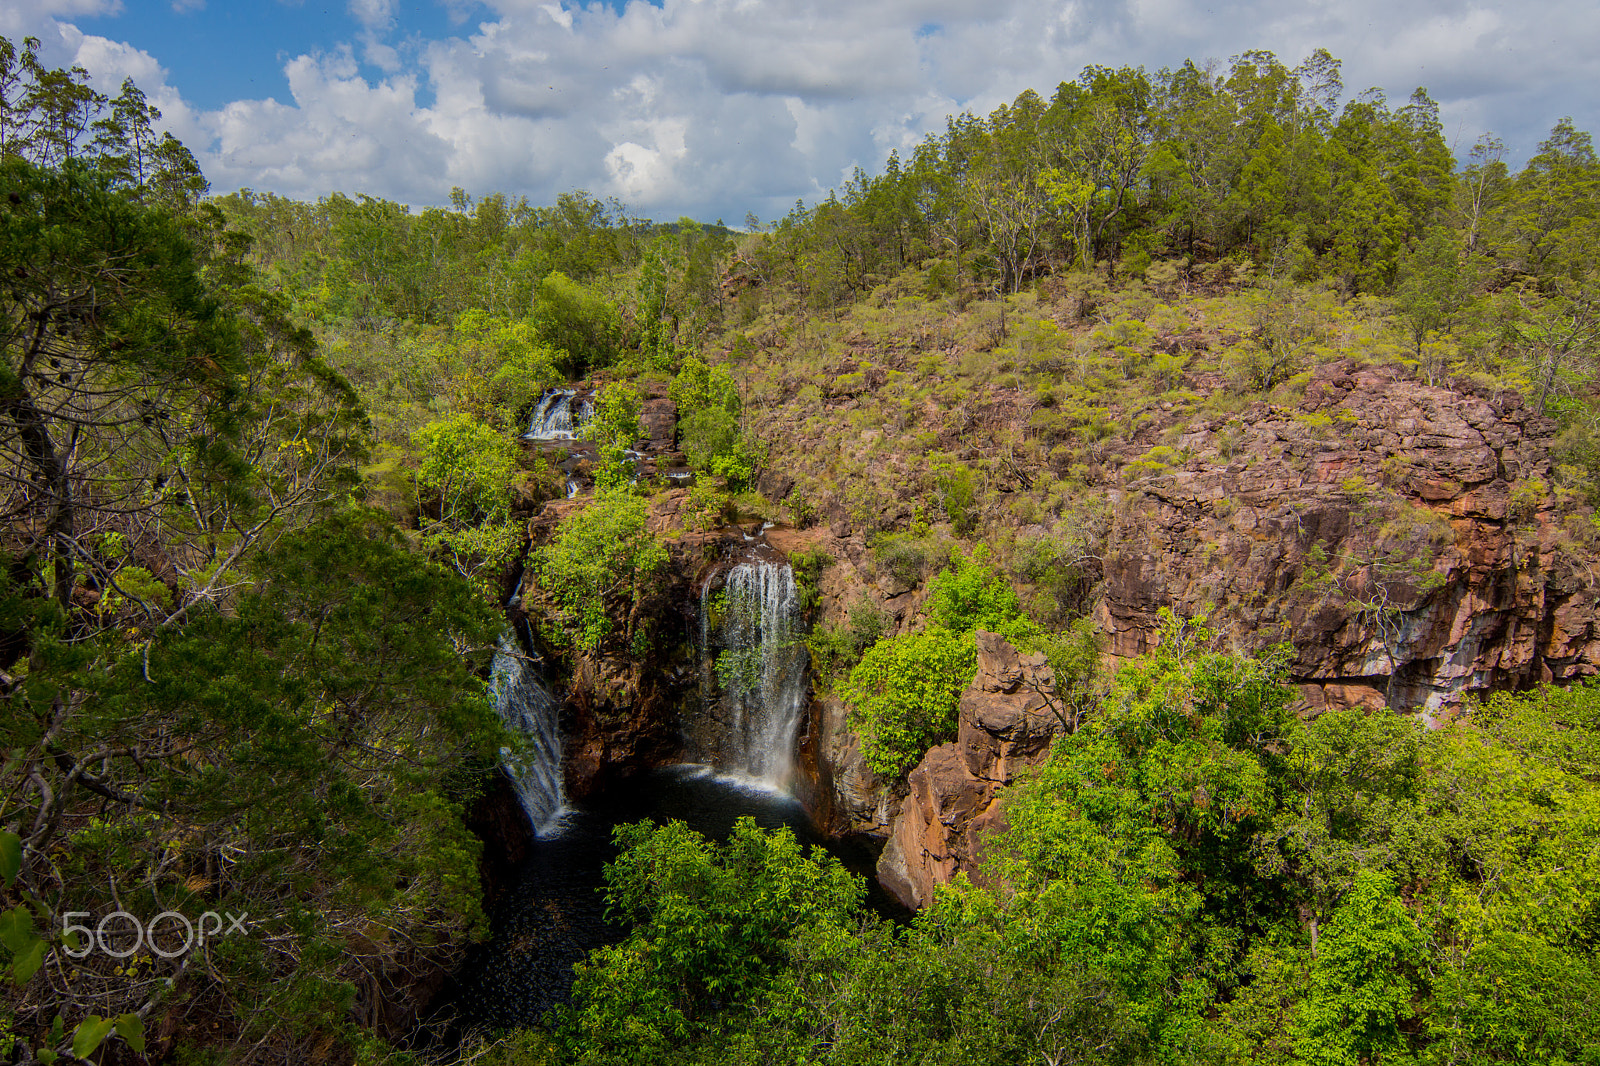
1,34,1598,1065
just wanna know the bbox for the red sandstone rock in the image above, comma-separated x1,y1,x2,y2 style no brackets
1089,360,1598,715
877,631,1065,909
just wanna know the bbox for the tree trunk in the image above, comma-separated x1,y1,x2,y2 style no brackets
1,385,75,618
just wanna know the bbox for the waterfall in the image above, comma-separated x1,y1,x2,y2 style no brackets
523,389,591,441
491,636,568,834
710,561,807,786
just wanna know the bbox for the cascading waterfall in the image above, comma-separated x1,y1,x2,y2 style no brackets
523,389,591,441
490,636,568,834
709,561,807,785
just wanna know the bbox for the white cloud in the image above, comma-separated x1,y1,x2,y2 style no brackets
8,0,1600,222
348,0,397,32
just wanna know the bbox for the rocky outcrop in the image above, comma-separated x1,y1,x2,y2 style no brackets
1096,360,1600,717
639,397,678,449
516,492,705,800
876,632,1064,909
795,693,896,839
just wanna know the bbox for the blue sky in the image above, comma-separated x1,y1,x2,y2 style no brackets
58,1,502,111
4,0,1598,223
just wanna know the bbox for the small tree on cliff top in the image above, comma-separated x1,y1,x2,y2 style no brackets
533,491,667,653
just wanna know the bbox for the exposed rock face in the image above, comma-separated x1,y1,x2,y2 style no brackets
795,693,896,839
517,488,819,802
768,524,930,838
517,492,706,801
509,362,1600,908
639,397,678,448
1097,360,1600,717
876,632,1064,909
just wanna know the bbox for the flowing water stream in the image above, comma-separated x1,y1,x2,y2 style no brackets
706,560,808,785
454,554,843,1033
490,636,568,835
522,389,591,441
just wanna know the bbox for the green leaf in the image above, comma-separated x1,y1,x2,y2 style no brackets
36,1050,57,1065
115,1013,146,1053
0,905,36,953
0,830,19,886
71,1016,116,1060
10,938,44,985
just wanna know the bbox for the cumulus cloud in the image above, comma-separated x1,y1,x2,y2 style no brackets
348,0,397,32
10,0,1600,221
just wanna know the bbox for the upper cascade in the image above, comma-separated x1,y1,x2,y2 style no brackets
703,560,808,788
490,635,568,835
523,389,591,441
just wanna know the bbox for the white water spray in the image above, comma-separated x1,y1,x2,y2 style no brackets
523,390,591,441
491,636,568,835
710,561,807,786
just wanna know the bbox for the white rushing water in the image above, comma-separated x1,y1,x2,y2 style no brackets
713,561,807,786
523,389,591,441
491,636,568,835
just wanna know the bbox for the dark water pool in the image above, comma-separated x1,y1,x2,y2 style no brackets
449,764,885,1033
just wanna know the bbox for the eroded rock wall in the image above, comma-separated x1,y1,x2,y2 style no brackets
877,632,1064,909
1096,361,1599,717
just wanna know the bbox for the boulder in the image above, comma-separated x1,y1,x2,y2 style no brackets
877,631,1065,909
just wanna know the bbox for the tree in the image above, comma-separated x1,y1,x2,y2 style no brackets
532,491,667,652
1503,118,1600,276
584,382,644,491
412,412,521,593
840,625,975,778
959,91,1053,294
1292,871,1425,1066
0,510,503,1062
535,270,623,375
1455,134,1509,253
0,159,243,623
555,817,864,1061
1043,66,1153,269
1393,226,1475,364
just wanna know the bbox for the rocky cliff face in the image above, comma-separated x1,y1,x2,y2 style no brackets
1096,360,1598,718
877,631,1064,909
504,360,1600,910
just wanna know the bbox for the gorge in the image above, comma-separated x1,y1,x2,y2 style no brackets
5,37,1600,1062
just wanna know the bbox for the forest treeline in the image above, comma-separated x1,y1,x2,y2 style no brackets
1,31,1599,1065
212,48,1594,332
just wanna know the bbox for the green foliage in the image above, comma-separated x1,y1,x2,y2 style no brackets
412,413,517,523
1,509,503,1060
932,461,979,534
671,356,763,490
806,598,890,692
871,530,939,586
839,626,976,778
554,818,863,1060
535,270,623,375
838,550,1038,777
585,382,644,491
788,547,831,613
411,413,521,593
450,310,563,424
1393,226,1476,358
533,492,668,652
924,546,1037,643
527,627,1600,1066
1292,871,1425,1065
